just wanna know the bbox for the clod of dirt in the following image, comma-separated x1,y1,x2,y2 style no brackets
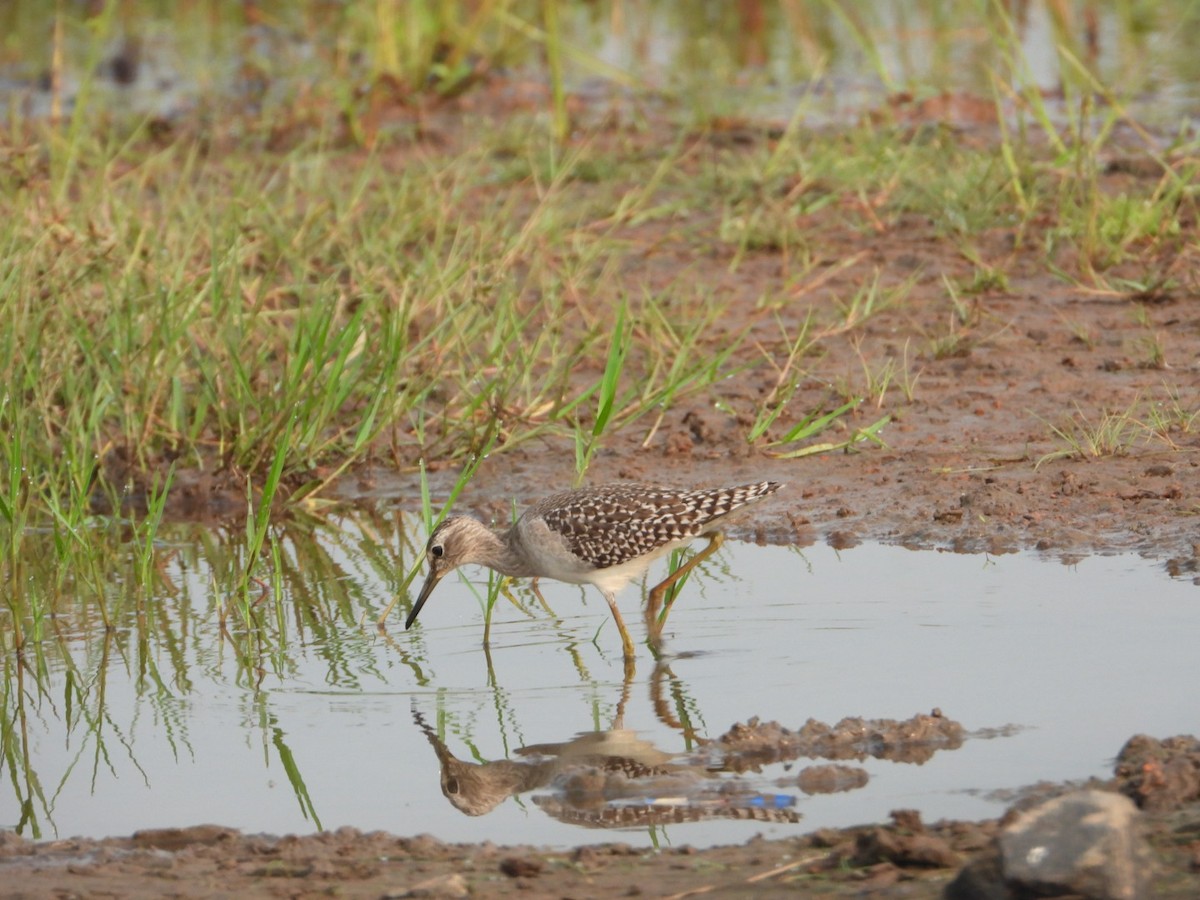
1114,734,1200,812
849,809,963,869
853,828,961,870
499,856,543,878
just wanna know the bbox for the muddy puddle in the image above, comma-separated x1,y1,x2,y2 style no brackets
5,508,1197,849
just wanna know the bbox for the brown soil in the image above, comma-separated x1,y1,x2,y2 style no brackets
329,97,1200,572
3,775,1200,899
10,84,1200,897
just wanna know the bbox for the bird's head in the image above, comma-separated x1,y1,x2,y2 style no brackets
405,516,488,629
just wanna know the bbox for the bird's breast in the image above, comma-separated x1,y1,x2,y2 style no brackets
512,518,601,584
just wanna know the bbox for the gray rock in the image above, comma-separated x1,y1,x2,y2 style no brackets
945,789,1153,899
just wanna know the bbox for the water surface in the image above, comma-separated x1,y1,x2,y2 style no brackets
4,510,1197,847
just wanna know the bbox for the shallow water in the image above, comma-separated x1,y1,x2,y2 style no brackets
4,509,1197,847
2,2,1197,128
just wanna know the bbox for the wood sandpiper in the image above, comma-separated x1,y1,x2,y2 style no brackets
403,481,782,658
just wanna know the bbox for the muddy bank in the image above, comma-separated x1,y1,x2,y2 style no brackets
3,732,1199,898
332,136,1200,569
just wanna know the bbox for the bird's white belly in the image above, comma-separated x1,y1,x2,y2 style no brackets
515,519,694,597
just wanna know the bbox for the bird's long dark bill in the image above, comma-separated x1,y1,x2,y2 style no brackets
405,569,442,630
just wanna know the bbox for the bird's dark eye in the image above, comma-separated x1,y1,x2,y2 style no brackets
431,544,444,558
445,776,459,794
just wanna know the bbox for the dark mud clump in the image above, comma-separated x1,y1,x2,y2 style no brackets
1114,734,1200,812
716,709,965,769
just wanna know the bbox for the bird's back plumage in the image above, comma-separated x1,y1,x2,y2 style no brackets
526,481,780,572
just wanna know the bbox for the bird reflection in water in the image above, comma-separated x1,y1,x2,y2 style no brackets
410,665,801,828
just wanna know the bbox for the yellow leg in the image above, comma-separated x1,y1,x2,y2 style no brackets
646,532,724,638
602,590,638,671
527,578,554,614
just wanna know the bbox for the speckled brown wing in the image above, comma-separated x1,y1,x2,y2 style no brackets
530,482,780,571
